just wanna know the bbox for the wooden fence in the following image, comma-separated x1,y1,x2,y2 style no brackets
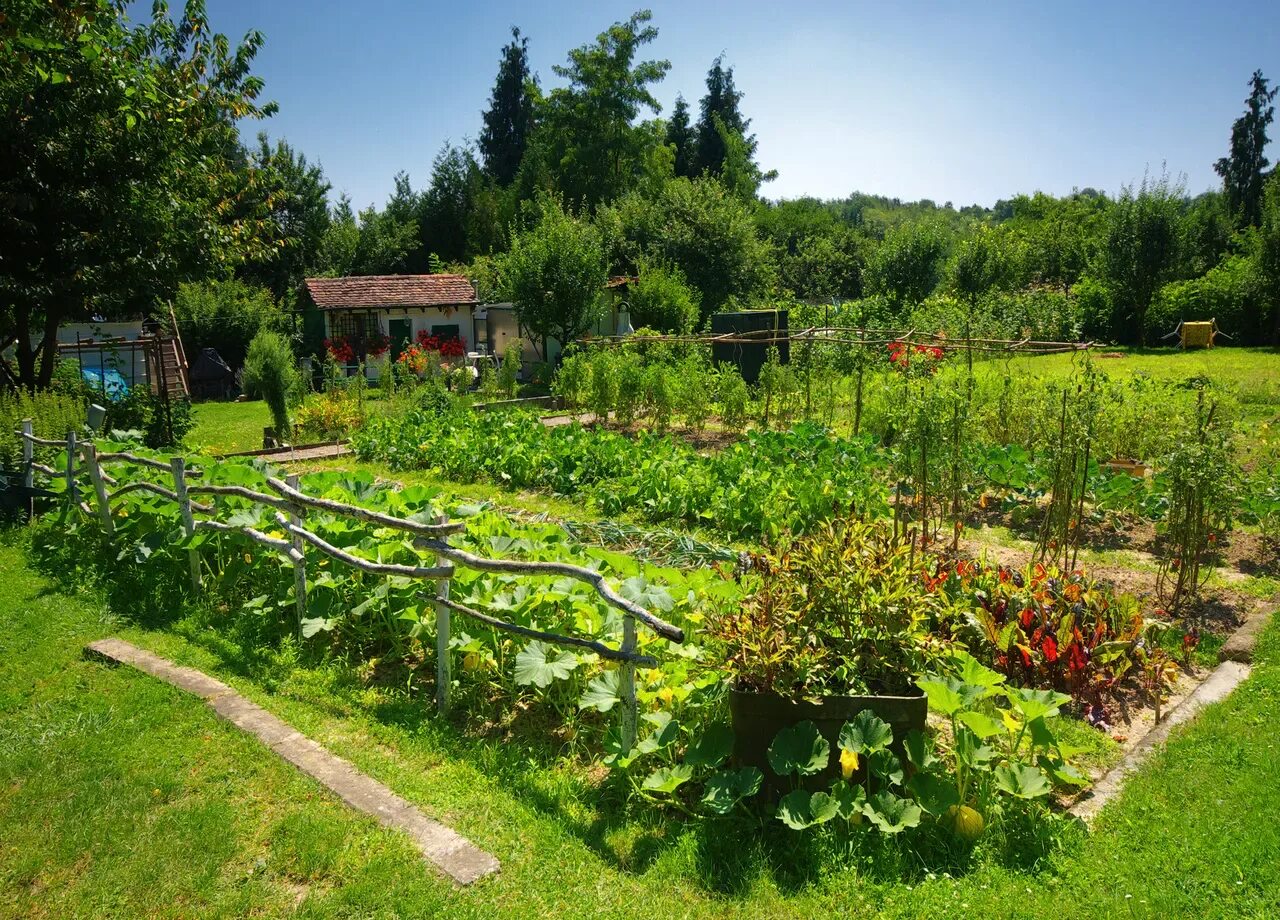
18,422,683,751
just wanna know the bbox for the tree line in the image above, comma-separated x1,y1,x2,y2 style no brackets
3,4,1279,391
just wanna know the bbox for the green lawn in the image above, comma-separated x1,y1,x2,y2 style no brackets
2,536,1278,918
188,399,273,455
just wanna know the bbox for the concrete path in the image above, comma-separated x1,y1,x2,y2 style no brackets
85,638,499,885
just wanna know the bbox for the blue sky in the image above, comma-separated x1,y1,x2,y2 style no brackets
173,1,1278,210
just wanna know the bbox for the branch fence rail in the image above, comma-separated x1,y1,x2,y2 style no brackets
18,422,682,751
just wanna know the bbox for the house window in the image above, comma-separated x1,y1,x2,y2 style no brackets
329,311,381,343
431,324,461,343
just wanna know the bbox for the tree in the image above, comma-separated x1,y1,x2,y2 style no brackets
666,95,696,178
172,279,285,370
534,10,670,208
1259,171,1280,343
480,27,537,186
627,262,700,333
950,227,1017,303
420,143,482,263
1095,171,1185,345
866,222,949,308
237,134,331,301
242,330,300,439
695,56,744,176
1214,70,1277,228
316,196,361,277
0,0,279,391
599,177,775,322
780,229,867,301
501,197,606,357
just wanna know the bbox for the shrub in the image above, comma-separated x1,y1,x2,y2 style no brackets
499,341,522,398
716,366,749,431
172,278,285,370
709,516,943,697
627,262,701,333
553,350,592,409
293,391,364,441
242,331,301,438
0,389,85,468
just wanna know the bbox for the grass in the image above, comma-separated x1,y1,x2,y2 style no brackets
188,399,272,455
3,535,1280,918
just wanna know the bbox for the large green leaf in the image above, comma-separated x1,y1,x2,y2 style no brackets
993,762,1052,799
684,723,734,769
906,771,960,816
863,791,922,834
958,710,1006,740
621,575,674,612
1005,687,1071,723
831,782,866,821
902,729,939,771
642,764,694,794
700,767,762,815
578,670,621,712
868,748,904,786
916,677,985,716
513,640,579,688
767,721,830,778
951,650,1007,691
838,710,893,756
777,789,840,830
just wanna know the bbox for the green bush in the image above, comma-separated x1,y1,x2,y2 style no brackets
242,331,301,438
627,262,701,333
172,278,285,370
499,341,522,398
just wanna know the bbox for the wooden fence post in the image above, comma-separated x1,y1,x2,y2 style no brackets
82,443,113,536
21,419,33,490
620,614,638,753
171,457,201,591
433,513,452,716
286,474,307,633
64,429,77,505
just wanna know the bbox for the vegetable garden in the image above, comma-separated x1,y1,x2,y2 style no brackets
14,336,1276,878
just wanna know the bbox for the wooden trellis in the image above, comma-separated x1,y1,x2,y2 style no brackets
580,326,1095,356
18,423,681,752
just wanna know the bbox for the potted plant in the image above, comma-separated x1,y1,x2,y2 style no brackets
710,515,944,790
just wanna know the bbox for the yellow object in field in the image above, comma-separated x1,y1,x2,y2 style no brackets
1181,321,1215,348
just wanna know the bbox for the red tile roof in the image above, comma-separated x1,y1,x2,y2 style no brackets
304,274,477,310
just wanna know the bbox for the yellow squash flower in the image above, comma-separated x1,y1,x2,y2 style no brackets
840,748,859,780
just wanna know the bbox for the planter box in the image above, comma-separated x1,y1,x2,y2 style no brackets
728,687,927,793
1102,458,1151,478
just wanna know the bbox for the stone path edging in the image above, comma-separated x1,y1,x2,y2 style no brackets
84,638,499,885
1068,607,1274,822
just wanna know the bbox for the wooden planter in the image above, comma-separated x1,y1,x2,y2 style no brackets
728,687,927,794
1103,458,1151,478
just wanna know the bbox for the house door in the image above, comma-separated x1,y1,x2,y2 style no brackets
388,319,412,361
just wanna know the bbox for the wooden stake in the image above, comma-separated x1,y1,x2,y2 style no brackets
171,457,201,591
82,443,113,536
433,513,452,715
287,474,306,632
620,613,638,753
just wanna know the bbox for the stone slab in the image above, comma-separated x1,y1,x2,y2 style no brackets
1219,608,1275,664
84,637,499,885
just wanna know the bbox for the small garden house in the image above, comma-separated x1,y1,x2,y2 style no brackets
302,274,480,374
